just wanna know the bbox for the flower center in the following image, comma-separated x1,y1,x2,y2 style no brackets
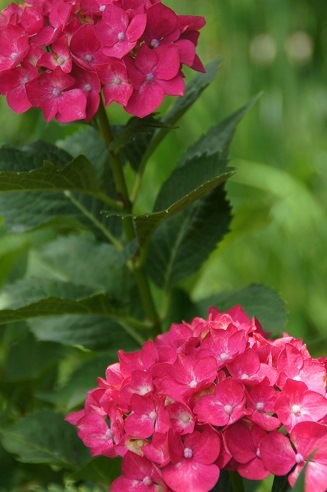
220,352,229,362
111,75,122,86
189,379,197,388
180,412,190,423
224,404,233,415
241,373,249,380
143,476,153,486
255,402,264,411
117,32,125,42
10,52,18,60
291,404,302,416
52,88,61,97
149,411,157,420
84,54,93,62
83,83,92,92
184,447,193,459
295,453,304,464
150,38,159,48
256,448,261,458
99,4,106,11
146,73,155,82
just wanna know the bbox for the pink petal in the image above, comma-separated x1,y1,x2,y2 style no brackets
162,460,219,492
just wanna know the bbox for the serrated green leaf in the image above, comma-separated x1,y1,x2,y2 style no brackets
179,94,261,167
135,156,233,245
154,154,232,212
0,141,71,172
0,155,116,205
0,278,126,323
147,187,232,289
197,285,287,334
0,411,89,467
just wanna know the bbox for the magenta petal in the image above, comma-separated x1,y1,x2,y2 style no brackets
156,75,185,96
126,13,147,42
237,458,270,481
154,46,180,80
162,460,219,492
260,432,295,475
125,83,164,118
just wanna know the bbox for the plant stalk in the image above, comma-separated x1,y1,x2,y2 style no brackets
96,100,160,331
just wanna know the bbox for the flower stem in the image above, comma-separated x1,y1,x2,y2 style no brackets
96,100,160,331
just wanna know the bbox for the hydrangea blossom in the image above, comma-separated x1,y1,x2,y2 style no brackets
66,306,327,492
0,0,205,121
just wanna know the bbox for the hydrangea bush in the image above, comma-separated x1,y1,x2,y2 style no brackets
0,1,326,491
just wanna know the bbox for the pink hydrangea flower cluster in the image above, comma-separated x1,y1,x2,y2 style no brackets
0,0,205,122
66,306,327,492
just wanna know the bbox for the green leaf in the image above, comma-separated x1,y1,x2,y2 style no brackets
2,331,63,382
0,142,71,172
57,126,108,184
29,314,140,350
179,94,261,166
210,470,233,492
147,187,232,289
0,410,89,467
0,278,127,323
197,285,287,334
135,154,234,245
48,353,116,411
38,233,137,296
70,456,121,488
272,475,291,492
0,142,119,238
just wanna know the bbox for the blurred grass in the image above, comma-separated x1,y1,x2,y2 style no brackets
0,0,326,351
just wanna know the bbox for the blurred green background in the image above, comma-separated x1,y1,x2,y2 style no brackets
0,0,326,351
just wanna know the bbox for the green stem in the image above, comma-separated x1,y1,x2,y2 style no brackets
96,100,160,330
229,472,245,492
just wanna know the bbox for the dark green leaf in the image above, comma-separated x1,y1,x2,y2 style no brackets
2,331,63,382
272,475,291,492
179,94,261,166
197,285,287,334
0,142,71,172
135,155,234,245
70,456,121,487
0,155,106,198
147,187,232,289
210,470,233,492
47,353,117,411
0,278,128,326
0,411,90,467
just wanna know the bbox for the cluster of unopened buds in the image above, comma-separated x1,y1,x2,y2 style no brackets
0,0,205,122
67,306,327,492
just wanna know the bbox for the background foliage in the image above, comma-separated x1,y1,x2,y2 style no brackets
0,0,326,490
